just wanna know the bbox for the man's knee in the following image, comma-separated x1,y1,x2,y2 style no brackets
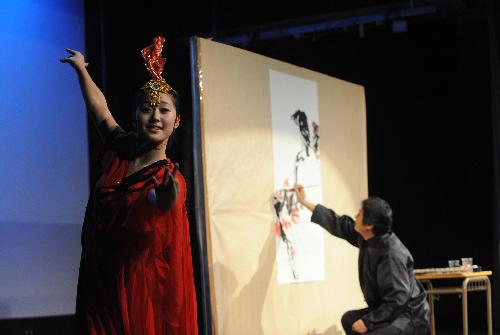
341,310,361,332
341,312,349,329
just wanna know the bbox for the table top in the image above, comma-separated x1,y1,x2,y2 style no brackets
415,270,492,280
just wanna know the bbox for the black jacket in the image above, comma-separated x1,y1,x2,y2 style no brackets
311,204,430,333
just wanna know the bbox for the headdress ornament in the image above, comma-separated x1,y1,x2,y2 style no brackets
140,36,173,106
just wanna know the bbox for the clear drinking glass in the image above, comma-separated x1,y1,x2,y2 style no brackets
461,257,473,272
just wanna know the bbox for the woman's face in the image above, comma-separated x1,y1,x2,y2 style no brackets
136,92,179,146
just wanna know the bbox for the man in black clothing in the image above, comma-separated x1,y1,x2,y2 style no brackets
294,185,430,334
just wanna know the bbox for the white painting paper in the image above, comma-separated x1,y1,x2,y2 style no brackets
270,70,325,284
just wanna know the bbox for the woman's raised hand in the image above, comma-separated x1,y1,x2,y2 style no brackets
151,163,180,211
60,48,88,69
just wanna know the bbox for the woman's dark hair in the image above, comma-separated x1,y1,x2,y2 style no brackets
362,197,393,235
132,89,181,118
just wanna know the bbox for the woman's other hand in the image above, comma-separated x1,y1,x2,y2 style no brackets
151,163,180,211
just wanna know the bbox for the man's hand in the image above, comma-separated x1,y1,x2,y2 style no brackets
352,319,368,334
292,184,317,212
151,163,180,211
293,184,306,205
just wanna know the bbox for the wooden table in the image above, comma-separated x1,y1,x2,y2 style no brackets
415,270,492,335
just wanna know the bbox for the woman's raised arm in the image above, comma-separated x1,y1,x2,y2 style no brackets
60,48,119,136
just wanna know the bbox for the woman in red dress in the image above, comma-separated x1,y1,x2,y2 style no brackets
61,37,198,335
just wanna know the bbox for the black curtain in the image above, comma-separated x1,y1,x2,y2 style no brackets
486,0,500,331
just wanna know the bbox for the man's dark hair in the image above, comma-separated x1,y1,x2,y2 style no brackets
362,197,393,235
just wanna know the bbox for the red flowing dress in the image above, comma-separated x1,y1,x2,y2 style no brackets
76,146,198,335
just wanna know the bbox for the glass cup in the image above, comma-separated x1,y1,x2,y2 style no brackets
461,257,473,272
448,260,460,268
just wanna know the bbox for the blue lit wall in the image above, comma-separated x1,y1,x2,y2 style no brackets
0,0,87,318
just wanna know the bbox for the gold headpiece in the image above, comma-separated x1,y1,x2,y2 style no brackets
140,36,173,106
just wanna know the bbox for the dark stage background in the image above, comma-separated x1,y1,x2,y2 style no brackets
1,0,499,334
